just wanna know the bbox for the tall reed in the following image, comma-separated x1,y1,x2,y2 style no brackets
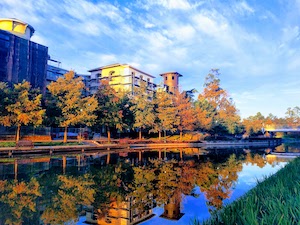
196,157,300,225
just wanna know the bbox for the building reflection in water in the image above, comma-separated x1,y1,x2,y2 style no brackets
86,194,155,225
160,190,184,220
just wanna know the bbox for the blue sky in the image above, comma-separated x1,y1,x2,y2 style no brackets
1,0,300,118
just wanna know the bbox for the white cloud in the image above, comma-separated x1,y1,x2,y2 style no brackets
142,0,191,10
30,33,48,46
232,1,255,16
1,0,299,118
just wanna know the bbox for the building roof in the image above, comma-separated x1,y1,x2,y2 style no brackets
88,63,156,78
160,72,183,77
0,18,35,34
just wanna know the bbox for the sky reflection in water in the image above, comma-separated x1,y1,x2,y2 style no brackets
141,161,286,225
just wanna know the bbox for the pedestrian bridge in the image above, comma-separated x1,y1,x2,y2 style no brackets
264,126,300,133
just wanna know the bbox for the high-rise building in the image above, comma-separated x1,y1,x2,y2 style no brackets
0,18,48,93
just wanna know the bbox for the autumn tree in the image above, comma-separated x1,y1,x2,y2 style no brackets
172,90,196,141
153,90,177,140
197,69,241,136
242,112,265,136
130,81,155,139
95,80,128,142
47,71,98,142
0,81,45,141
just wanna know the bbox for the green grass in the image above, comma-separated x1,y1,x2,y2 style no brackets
34,141,84,146
195,157,300,225
0,142,16,147
0,141,84,147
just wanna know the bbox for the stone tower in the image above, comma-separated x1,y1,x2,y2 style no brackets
160,71,182,94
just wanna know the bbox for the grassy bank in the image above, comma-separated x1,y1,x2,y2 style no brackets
0,141,84,147
195,157,300,225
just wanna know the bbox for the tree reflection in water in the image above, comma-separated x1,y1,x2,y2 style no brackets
0,178,41,225
40,174,95,224
0,150,282,224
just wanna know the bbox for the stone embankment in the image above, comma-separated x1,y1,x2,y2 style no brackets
0,138,282,157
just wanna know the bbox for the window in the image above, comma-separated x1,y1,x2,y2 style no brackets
165,76,167,80
172,76,174,80
109,71,115,81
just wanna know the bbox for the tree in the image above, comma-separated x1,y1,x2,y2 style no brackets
285,106,300,127
153,91,177,140
0,81,45,141
197,69,241,136
218,97,241,134
0,82,10,122
95,80,127,142
172,90,196,141
130,82,155,140
194,94,214,131
47,71,98,142
242,112,265,136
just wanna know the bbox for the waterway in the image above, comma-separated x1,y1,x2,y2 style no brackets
0,144,297,225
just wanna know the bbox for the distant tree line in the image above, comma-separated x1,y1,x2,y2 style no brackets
0,69,298,142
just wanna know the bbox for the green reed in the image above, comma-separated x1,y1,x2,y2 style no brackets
195,157,300,225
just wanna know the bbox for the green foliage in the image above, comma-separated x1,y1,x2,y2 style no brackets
0,82,10,122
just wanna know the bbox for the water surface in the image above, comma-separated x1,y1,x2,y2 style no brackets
0,146,293,225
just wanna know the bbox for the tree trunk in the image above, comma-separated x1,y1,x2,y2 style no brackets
16,125,21,142
107,127,111,143
158,131,161,141
164,130,167,143
64,126,68,143
180,131,183,142
139,128,142,140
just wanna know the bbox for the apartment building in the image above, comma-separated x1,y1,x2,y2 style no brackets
88,63,157,95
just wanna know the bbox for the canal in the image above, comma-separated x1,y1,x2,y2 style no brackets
0,144,296,225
